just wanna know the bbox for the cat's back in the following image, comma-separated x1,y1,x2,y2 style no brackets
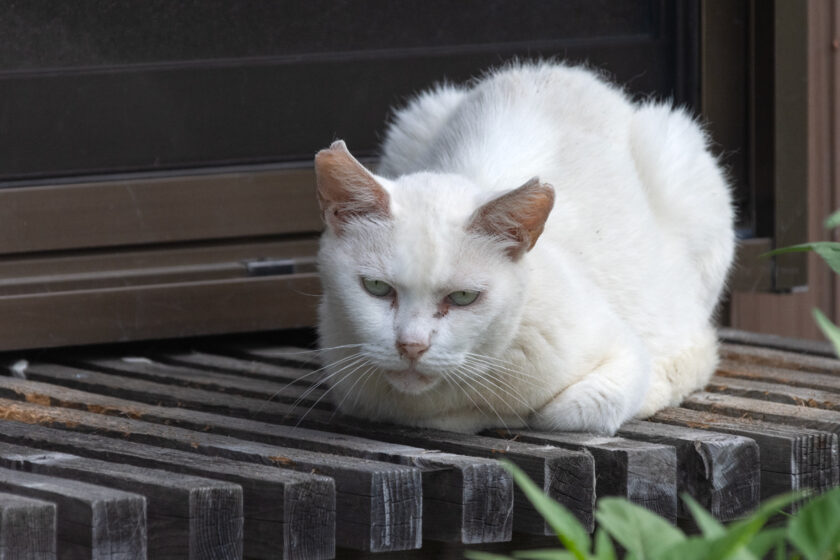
379,62,634,180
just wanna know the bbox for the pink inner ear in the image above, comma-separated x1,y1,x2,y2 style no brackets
314,141,390,233
469,178,555,259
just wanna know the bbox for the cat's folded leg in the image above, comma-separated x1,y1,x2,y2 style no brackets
530,334,651,436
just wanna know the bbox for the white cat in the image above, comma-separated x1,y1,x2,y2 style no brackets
314,62,734,435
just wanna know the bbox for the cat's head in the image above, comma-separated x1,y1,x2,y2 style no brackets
315,140,553,398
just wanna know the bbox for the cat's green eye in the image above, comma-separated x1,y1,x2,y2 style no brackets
448,290,480,306
362,278,394,297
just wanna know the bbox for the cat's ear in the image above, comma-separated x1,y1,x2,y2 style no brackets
469,178,555,259
314,140,390,234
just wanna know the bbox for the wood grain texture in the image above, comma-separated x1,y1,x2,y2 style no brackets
719,330,836,357
0,412,333,560
618,420,760,522
0,467,146,560
684,391,840,436
716,359,840,392
0,493,56,560
501,431,677,522
0,442,242,560
721,343,840,374
0,397,421,553
0,371,511,545
652,406,838,500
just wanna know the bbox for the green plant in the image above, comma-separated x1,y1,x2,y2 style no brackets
763,209,840,355
465,460,840,560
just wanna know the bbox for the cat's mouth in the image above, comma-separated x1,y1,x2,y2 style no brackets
384,367,439,394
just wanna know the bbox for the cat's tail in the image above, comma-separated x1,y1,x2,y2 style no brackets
629,103,736,314
378,83,468,177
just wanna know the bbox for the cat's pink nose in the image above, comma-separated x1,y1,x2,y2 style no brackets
397,341,429,361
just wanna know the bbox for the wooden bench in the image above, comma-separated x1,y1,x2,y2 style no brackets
0,328,836,559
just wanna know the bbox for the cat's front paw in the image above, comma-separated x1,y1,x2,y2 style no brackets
531,382,632,435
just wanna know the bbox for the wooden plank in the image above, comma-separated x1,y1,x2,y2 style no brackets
0,273,320,352
209,342,323,368
57,356,327,406
498,430,677,522
0,493,56,560
0,442,242,560
0,397,422,553
290,418,596,536
715,359,840,392
721,343,840,374
13,361,592,535
0,373,511,545
708,374,840,410
0,167,322,255
0,467,146,560
684,391,840,435
651,406,838,499
719,328,837,357
151,350,322,386
0,415,334,560
617,420,760,522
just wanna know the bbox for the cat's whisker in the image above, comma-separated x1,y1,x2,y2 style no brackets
329,363,378,421
448,366,511,432
464,353,543,382
462,355,544,390
347,365,380,414
262,352,362,409
460,362,538,417
456,362,532,426
293,358,372,427
281,355,366,416
440,369,494,423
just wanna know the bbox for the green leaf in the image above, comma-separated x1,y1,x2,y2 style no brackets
763,242,840,276
787,487,840,560
705,492,806,560
594,498,685,560
681,494,725,538
465,551,515,560
746,528,787,560
659,537,730,560
512,550,577,560
813,308,840,358
499,460,591,560
825,210,840,230
593,529,616,560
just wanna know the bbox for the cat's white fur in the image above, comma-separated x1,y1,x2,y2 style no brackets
315,62,734,435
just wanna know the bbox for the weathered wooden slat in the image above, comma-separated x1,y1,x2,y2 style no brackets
209,342,322,368
152,350,322,386
617,420,760,522
293,417,596,536
0,417,334,560
719,328,836,357
0,374,511,546
0,397,422,553
684,391,840,435
497,430,677,522
9,363,593,535
0,467,146,559
721,343,840,374
56,356,326,405
708,375,840,410
0,442,242,560
21,361,328,416
651,406,839,499
0,493,56,560
716,359,840,393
